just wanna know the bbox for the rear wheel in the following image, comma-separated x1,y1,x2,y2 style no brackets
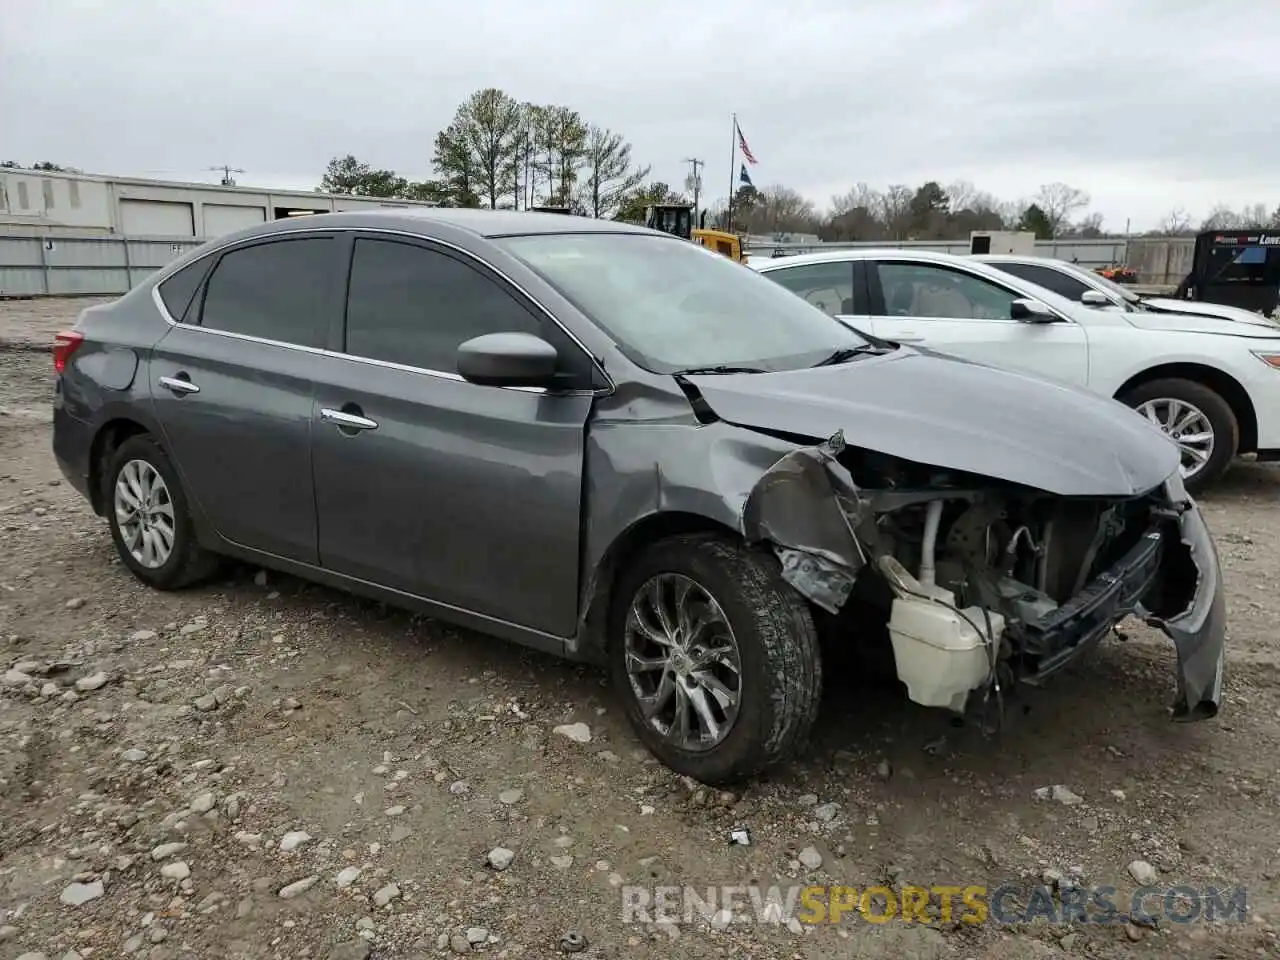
1118,377,1237,494
103,434,220,589
608,533,822,785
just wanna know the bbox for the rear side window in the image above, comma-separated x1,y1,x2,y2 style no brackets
199,238,332,348
344,238,542,373
990,262,1092,301
764,261,856,317
156,259,211,322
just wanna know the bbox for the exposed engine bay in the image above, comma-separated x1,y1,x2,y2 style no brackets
741,430,1219,724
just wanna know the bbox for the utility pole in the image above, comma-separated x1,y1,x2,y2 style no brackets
683,157,704,227
208,164,245,187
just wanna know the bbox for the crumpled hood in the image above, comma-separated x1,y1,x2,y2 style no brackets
687,348,1179,497
1132,299,1280,334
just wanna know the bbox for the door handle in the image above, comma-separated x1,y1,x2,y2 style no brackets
320,407,378,432
158,375,200,395
892,334,924,342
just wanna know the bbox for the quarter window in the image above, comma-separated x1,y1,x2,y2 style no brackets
199,238,333,347
989,262,1093,301
343,238,543,374
157,259,211,323
877,262,1020,320
765,261,856,317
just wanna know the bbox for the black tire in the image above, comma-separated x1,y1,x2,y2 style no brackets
1117,377,1238,495
608,533,822,785
102,434,220,590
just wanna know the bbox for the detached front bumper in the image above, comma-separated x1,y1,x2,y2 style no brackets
1141,482,1226,719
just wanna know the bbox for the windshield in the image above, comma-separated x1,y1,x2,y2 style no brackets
497,233,870,373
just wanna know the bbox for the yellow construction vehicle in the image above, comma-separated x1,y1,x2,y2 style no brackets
644,203,746,263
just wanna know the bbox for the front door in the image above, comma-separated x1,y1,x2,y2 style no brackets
865,259,1090,386
310,234,596,638
149,234,344,562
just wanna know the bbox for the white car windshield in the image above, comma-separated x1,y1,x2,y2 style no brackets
497,233,872,374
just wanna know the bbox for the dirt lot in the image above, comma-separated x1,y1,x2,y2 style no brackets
1,298,1279,960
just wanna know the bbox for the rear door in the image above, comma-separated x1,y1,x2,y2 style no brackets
149,234,343,562
759,259,871,328
865,258,1090,386
309,234,598,637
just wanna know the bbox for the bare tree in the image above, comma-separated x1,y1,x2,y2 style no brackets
878,184,914,240
830,182,881,217
1201,204,1242,230
1157,207,1193,235
1073,212,1105,238
736,185,818,235
578,126,649,218
1033,182,1090,237
1240,203,1272,228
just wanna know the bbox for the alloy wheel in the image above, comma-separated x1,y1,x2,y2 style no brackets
1136,397,1215,480
623,573,742,751
114,459,176,569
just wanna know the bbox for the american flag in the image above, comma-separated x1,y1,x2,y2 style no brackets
736,122,758,165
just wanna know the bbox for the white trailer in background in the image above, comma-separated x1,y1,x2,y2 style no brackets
969,230,1036,256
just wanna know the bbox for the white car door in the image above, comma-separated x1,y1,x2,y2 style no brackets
866,259,1090,386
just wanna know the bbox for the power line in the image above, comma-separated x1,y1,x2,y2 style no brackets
208,164,245,187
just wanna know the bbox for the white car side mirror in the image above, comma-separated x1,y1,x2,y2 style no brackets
1081,290,1112,307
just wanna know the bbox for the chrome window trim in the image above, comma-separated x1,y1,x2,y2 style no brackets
149,226,615,396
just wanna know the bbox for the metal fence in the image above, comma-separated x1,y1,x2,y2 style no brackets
0,235,205,297
0,232,1197,297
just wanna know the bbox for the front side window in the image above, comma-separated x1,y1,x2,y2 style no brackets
497,233,868,374
877,262,1020,320
989,262,1093,302
763,261,856,317
344,238,543,374
200,238,332,347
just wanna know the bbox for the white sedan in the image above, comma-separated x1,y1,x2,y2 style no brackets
974,253,1279,325
753,248,1280,493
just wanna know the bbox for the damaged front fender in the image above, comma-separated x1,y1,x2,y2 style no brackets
740,431,869,614
1140,476,1226,720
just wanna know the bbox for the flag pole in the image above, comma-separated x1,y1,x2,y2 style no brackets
727,112,737,232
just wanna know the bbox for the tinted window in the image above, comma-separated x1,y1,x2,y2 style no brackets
200,238,332,347
990,262,1092,301
344,238,542,373
497,233,868,374
764,261,856,317
878,262,1019,320
157,259,211,322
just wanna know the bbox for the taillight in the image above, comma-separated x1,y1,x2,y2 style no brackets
53,330,84,374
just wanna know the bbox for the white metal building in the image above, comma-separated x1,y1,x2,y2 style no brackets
0,168,435,239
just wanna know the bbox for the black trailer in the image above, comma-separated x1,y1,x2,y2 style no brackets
1175,229,1280,315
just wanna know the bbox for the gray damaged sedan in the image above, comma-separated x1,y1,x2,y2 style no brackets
52,210,1225,784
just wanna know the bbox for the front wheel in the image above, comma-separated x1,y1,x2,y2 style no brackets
1118,378,1238,495
608,533,822,785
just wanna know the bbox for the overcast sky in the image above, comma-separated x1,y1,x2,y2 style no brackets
4,0,1276,230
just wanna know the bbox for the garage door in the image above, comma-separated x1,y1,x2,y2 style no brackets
203,203,266,238
119,199,195,237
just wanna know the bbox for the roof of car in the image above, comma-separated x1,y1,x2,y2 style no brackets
754,247,978,269
247,208,654,239
973,254,1073,266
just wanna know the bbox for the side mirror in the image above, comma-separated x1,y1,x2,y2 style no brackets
457,332,559,387
1080,290,1112,307
1009,298,1059,323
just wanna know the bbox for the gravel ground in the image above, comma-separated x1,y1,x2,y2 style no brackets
2,298,1279,960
